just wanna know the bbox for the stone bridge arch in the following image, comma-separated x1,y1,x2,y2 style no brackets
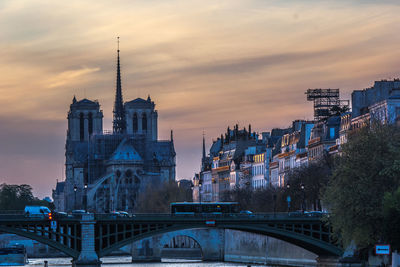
158,229,205,249
130,228,224,261
160,234,203,260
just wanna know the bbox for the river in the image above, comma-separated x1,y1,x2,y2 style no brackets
26,257,268,266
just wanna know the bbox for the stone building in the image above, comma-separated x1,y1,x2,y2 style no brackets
307,116,340,162
54,48,176,212
352,79,400,118
52,181,65,212
270,120,313,187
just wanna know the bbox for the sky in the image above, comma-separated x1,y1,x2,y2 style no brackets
1,0,400,198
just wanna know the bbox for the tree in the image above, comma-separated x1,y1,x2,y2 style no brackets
135,180,192,213
382,187,400,250
0,183,53,210
222,186,287,212
286,156,332,211
323,122,400,250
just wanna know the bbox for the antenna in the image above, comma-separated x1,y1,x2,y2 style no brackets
117,36,120,52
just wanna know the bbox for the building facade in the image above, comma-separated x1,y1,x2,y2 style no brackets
54,48,176,212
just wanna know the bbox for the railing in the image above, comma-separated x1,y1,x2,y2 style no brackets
0,212,326,221
94,212,322,220
0,210,24,214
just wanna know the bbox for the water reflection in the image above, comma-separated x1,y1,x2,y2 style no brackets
27,256,267,266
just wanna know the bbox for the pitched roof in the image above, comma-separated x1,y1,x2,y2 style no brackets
70,98,100,110
109,139,143,161
125,97,155,109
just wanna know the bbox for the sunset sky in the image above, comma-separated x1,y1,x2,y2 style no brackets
1,0,400,197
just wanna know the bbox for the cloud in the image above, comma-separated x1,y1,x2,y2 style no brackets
0,0,400,196
47,67,100,88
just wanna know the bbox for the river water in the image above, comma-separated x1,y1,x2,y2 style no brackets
27,257,268,266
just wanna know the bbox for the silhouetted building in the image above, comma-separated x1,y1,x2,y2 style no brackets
54,46,175,212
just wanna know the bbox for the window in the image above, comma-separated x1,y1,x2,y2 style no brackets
133,113,138,132
142,113,147,131
88,113,93,136
79,113,84,141
329,127,335,139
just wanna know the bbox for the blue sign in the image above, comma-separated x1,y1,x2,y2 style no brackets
375,244,390,255
50,221,57,231
287,196,291,202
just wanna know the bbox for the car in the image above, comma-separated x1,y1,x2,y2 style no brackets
24,206,51,219
305,211,328,217
240,210,253,215
109,211,123,219
116,211,130,218
288,210,305,217
54,211,69,219
71,210,87,217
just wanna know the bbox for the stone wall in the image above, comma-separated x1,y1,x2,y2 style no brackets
224,229,317,266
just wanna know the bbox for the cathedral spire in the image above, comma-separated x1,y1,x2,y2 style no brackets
201,131,206,171
202,131,206,161
113,37,126,134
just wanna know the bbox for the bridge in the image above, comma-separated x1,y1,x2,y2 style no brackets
0,213,342,266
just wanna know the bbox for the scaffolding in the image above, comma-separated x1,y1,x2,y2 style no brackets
305,88,349,121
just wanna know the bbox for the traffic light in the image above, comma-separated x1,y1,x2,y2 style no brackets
48,212,53,220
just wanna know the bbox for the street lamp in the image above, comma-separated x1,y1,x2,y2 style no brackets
84,184,88,212
199,183,202,204
301,183,305,212
286,183,291,212
73,185,77,210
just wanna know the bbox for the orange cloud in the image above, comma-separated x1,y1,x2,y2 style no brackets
0,0,400,196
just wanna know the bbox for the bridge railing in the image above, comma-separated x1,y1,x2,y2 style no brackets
0,210,24,214
0,211,25,220
94,212,319,220
0,212,325,221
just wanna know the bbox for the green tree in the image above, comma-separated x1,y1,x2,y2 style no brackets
222,186,287,212
383,187,400,250
135,180,193,213
323,122,400,250
0,183,53,210
286,156,332,211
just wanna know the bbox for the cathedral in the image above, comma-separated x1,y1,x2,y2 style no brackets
53,46,176,213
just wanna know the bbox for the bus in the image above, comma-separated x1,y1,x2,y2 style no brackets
170,202,239,214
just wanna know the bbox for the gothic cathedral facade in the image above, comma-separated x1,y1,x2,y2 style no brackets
53,48,176,213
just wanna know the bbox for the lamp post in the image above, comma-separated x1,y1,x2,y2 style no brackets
286,183,291,212
199,183,202,204
73,185,77,210
84,184,88,211
301,183,305,212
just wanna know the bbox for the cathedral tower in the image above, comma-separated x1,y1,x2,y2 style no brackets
67,96,103,142
125,95,158,140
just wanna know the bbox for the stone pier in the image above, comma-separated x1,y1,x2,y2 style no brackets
73,214,102,267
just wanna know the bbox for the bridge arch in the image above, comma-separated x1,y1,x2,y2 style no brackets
96,222,342,258
160,234,203,260
223,224,342,256
0,225,79,258
159,231,203,249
